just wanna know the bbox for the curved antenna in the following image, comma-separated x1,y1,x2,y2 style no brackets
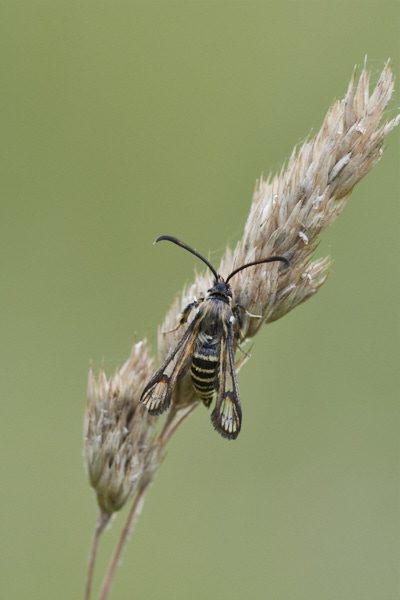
155,235,219,281
225,256,290,284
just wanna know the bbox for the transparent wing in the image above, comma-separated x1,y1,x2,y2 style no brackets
211,322,242,440
140,316,200,415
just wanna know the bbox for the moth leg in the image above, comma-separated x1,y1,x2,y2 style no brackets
235,302,262,319
236,341,252,358
162,297,205,334
232,306,251,357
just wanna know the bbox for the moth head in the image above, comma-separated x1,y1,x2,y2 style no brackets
207,279,233,301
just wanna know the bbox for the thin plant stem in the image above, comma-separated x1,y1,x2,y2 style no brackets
159,402,199,449
158,402,179,439
97,481,150,600
85,511,110,600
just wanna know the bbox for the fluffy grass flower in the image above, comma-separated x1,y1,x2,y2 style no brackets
84,340,158,515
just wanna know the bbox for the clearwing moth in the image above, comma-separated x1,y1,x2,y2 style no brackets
140,235,289,440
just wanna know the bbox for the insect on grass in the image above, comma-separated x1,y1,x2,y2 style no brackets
140,236,289,439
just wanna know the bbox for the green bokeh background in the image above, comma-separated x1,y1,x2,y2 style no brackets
1,2,399,599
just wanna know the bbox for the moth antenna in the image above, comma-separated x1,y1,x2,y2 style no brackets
225,256,290,284
155,235,219,281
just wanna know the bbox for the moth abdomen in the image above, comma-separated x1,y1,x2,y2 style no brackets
191,346,219,407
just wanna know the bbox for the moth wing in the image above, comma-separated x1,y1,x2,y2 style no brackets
211,322,242,440
140,316,200,415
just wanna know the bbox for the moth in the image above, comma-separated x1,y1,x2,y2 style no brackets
140,235,289,440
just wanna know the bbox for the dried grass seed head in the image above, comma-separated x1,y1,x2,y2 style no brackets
159,61,398,354
84,340,160,515
228,60,399,337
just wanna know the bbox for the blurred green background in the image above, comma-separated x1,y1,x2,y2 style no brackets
1,2,399,599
